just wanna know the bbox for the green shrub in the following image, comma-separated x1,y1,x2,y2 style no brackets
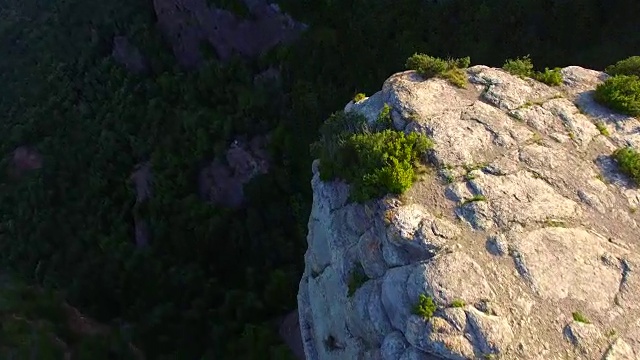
310,111,371,172
313,111,433,202
612,146,640,184
503,56,564,86
347,266,369,297
503,55,534,78
462,194,486,205
594,75,640,116
353,93,366,102
595,122,610,136
454,56,472,69
533,67,563,86
442,68,469,88
572,311,590,324
413,294,437,320
406,53,448,78
406,53,470,88
376,103,393,130
450,299,465,308
605,56,640,77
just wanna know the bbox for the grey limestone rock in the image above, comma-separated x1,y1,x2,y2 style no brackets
298,64,640,360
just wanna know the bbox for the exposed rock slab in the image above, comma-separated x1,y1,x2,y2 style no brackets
198,136,270,208
299,65,640,360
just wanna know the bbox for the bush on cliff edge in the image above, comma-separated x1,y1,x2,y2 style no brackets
605,56,640,77
311,110,433,202
405,53,471,88
594,75,640,117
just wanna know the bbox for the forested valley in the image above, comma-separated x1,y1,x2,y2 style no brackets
0,0,638,358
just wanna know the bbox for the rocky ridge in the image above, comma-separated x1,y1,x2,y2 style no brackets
297,65,640,360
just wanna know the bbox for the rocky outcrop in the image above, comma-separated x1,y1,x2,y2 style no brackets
152,0,306,68
111,36,148,74
126,135,269,251
130,162,153,248
298,65,640,359
7,145,42,179
198,135,270,208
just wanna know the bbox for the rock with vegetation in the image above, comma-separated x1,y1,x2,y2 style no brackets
153,0,307,68
298,57,640,360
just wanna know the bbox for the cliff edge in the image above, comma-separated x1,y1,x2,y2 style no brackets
298,64,640,360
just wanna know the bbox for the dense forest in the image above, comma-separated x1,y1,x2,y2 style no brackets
0,0,638,358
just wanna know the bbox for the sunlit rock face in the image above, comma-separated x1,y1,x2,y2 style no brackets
297,65,640,360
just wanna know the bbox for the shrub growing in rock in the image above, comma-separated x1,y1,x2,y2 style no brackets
605,56,640,77
406,53,471,88
503,55,563,86
375,103,393,130
612,146,640,185
312,110,433,202
353,92,366,102
594,75,640,116
572,311,590,324
347,266,369,297
503,55,534,78
413,294,437,320
534,67,563,86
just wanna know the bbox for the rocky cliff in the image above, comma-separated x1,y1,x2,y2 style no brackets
297,65,640,360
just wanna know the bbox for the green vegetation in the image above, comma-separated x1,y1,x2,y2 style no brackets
534,67,564,86
595,121,610,136
353,93,366,102
347,266,369,297
503,55,535,78
594,75,640,116
612,146,640,185
502,55,563,86
544,218,567,227
406,53,471,88
376,103,394,130
0,274,139,358
462,194,486,205
572,311,591,324
605,56,640,77
530,131,544,144
464,172,478,181
450,299,466,308
312,110,433,202
413,294,438,320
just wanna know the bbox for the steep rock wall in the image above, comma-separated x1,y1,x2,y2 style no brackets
298,65,640,360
